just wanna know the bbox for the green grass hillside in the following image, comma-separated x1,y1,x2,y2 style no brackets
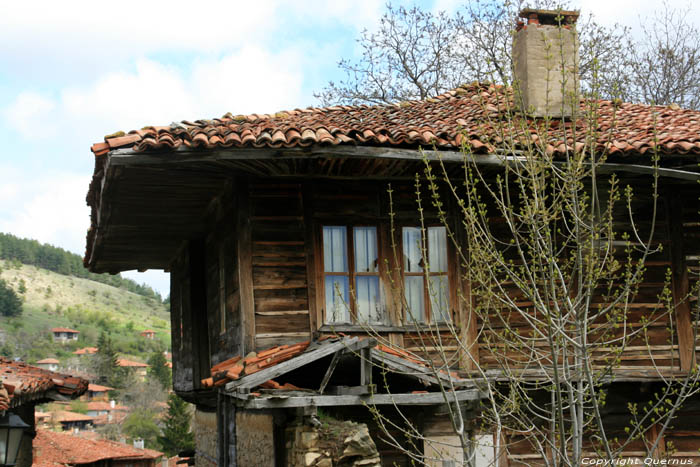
0,260,170,363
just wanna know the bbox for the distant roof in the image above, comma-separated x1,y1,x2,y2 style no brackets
86,401,128,411
0,358,88,410
36,358,60,364
73,347,98,355
51,410,94,423
87,383,113,392
33,429,162,465
51,327,79,334
117,358,149,368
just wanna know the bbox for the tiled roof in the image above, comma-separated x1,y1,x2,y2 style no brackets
37,358,60,364
201,335,462,391
33,429,162,465
87,383,113,392
91,83,700,159
73,347,98,355
51,410,94,423
86,401,128,411
51,327,79,334
117,358,148,368
0,358,88,410
201,340,311,389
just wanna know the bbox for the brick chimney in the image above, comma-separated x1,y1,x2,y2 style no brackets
512,8,580,118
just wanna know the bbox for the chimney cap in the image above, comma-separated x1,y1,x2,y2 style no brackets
518,8,579,25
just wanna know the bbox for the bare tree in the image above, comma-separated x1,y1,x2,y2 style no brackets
626,1,700,109
317,1,700,109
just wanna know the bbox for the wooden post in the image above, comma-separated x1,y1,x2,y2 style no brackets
189,239,211,388
668,194,695,371
237,178,256,354
303,182,320,332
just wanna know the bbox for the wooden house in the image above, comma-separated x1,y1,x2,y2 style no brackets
35,358,59,372
84,10,700,466
51,327,80,343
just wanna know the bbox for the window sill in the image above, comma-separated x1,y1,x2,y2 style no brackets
318,323,457,334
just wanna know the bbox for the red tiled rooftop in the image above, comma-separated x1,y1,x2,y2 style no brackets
36,358,60,364
117,358,149,368
51,410,95,423
86,401,128,411
33,429,162,465
91,83,700,159
51,327,79,334
87,383,113,392
0,358,88,410
73,347,98,355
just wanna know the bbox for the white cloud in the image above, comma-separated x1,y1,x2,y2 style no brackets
2,92,56,139
0,170,90,256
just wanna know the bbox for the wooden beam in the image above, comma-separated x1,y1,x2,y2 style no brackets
370,349,471,388
236,179,256,354
190,239,211,389
318,351,341,394
668,194,695,371
107,146,700,180
232,389,483,409
225,337,377,391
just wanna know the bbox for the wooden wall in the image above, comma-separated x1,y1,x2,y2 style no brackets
170,175,699,390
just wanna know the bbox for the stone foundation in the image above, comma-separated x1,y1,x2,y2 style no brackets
194,409,218,467
286,419,381,467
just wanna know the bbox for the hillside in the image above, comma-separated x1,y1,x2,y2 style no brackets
0,260,170,363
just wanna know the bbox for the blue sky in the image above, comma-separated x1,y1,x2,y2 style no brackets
0,0,694,296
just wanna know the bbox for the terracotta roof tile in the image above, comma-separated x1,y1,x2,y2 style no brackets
0,358,88,409
116,358,148,368
33,429,162,465
87,383,113,392
36,358,60,364
73,347,98,355
89,83,700,158
51,327,79,334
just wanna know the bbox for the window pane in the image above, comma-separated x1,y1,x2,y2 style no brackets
428,226,448,272
325,275,350,323
356,276,380,323
403,227,423,272
404,276,425,322
429,275,450,322
354,227,378,272
323,226,347,272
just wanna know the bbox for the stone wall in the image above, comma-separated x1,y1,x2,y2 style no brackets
236,411,275,467
285,420,381,467
194,409,218,467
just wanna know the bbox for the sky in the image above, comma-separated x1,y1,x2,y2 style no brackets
1,0,697,296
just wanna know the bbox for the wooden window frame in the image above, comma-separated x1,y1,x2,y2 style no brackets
399,224,457,324
319,224,385,325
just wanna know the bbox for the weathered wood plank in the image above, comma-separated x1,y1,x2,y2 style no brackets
237,179,256,354
225,337,376,391
231,388,483,408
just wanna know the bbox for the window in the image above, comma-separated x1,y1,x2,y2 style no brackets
322,226,382,324
402,226,451,322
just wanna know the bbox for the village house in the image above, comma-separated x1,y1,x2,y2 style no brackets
35,358,59,372
51,327,80,343
33,429,163,466
140,329,156,339
82,383,113,401
0,358,88,466
83,9,700,466
50,410,95,431
73,347,98,357
117,358,149,380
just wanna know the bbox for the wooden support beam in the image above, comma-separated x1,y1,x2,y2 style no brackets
225,337,377,391
668,194,695,371
318,351,341,394
232,389,484,409
360,347,372,387
325,385,376,395
370,349,470,388
236,179,256,354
